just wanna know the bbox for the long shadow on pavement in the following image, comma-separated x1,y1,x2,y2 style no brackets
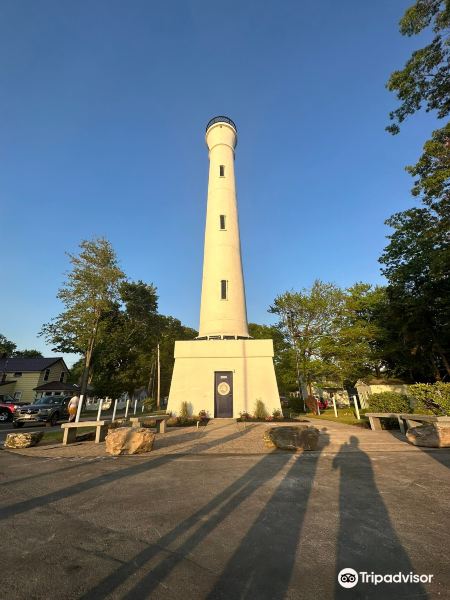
333,435,427,599
0,425,255,521
80,436,329,600
81,434,329,599
205,432,330,600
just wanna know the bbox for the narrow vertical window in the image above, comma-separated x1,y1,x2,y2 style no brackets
221,280,228,300
219,165,225,177
220,215,226,230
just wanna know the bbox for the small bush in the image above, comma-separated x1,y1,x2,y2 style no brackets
409,382,450,416
239,411,252,421
368,392,410,413
198,409,209,422
254,399,269,420
272,409,282,420
179,401,189,420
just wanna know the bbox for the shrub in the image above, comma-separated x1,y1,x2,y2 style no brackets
239,411,252,421
409,383,450,416
179,401,189,420
272,409,282,420
254,399,269,420
198,409,209,422
368,392,410,413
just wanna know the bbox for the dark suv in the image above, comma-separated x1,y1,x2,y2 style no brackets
14,395,71,427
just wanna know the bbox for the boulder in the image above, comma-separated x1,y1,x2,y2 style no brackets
406,424,450,448
264,425,320,451
105,427,155,456
5,431,43,449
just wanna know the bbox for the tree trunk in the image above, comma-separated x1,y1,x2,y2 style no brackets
433,342,450,378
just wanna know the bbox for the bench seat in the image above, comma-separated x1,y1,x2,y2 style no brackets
129,414,170,433
398,413,450,431
366,412,405,434
61,420,108,445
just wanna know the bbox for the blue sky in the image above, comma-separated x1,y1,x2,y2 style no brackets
0,0,437,364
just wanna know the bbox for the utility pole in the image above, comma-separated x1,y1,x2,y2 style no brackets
156,343,160,410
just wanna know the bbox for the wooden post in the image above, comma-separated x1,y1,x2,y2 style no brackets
332,396,338,418
133,399,137,415
353,395,360,420
125,398,130,419
112,399,118,421
142,404,145,413
96,398,103,421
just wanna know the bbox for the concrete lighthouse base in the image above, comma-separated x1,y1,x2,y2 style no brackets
167,339,281,419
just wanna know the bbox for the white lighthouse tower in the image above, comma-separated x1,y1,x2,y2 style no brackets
167,116,281,419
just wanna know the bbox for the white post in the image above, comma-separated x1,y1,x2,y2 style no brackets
142,404,145,413
332,396,338,418
316,399,321,416
96,398,103,421
75,394,84,423
125,398,130,419
353,395,360,420
133,399,137,415
157,343,161,409
112,398,118,421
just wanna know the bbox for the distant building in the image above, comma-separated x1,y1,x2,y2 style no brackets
0,357,70,403
355,378,410,408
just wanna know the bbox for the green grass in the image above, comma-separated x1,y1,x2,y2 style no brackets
41,426,96,443
302,409,370,428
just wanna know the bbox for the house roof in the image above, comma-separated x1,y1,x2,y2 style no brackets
0,357,68,373
356,378,410,386
34,382,79,392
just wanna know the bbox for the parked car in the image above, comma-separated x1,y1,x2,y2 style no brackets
13,395,71,428
0,394,30,423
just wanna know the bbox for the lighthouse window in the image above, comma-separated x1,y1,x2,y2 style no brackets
219,165,225,177
221,280,228,300
220,215,226,230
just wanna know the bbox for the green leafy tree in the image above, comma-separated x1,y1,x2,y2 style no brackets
40,238,125,398
382,0,450,381
0,334,16,357
333,284,387,385
90,280,160,399
14,349,44,358
380,206,450,380
386,0,449,134
269,281,345,397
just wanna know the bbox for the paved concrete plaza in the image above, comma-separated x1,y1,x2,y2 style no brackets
1,419,449,599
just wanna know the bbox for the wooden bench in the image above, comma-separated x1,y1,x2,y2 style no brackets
399,414,450,432
61,420,109,445
129,414,170,433
366,413,405,434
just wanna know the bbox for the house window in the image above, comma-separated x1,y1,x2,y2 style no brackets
220,215,226,230
43,369,50,381
14,372,22,377
14,391,22,400
59,371,65,383
219,165,225,177
221,280,228,300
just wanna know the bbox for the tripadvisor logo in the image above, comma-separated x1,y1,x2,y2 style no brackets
338,568,358,589
338,568,434,588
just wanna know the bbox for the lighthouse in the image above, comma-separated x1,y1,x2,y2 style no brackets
198,116,248,339
167,117,281,419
